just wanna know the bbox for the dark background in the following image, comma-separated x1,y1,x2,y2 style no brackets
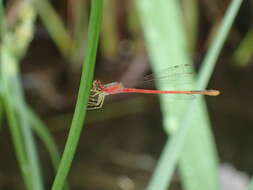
1,0,253,189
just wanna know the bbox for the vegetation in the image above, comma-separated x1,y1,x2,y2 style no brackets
0,0,250,190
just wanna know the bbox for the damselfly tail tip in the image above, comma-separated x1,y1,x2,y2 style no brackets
206,90,220,96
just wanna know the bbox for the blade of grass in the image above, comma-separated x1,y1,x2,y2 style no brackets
247,177,253,190
0,50,34,190
27,107,60,171
2,50,44,190
15,70,44,190
182,0,199,51
198,0,243,88
0,66,32,190
71,0,88,66
0,2,45,189
101,0,119,59
27,107,70,190
0,0,5,39
137,0,242,190
232,29,253,66
136,1,218,190
0,0,5,129
31,0,73,57
14,4,44,189
0,101,3,129
51,0,103,189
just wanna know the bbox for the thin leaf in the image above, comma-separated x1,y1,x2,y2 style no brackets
51,0,103,189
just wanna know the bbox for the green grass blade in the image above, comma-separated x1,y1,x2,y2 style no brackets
31,0,73,57
0,0,5,129
136,1,218,190
51,0,103,189
0,101,3,129
0,98,31,189
197,0,243,88
0,2,45,189
11,3,36,58
15,87,44,190
27,107,61,171
179,2,243,187
182,0,199,51
232,28,253,66
101,0,119,58
71,0,88,66
178,103,219,190
28,108,70,190
247,177,253,190
0,0,6,39
0,52,33,190
137,0,242,190
2,52,44,190
1,98,32,190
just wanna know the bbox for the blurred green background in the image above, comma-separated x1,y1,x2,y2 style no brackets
0,0,252,189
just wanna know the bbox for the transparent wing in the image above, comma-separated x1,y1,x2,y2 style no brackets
133,64,195,90
143,63,193,82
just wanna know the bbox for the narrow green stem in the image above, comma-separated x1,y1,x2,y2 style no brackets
31,0,73,57
0,54,32,190
28,108,60,170
197,0,243,89
146,0,242,189
51,0,103,189
14,67,44,190
1,1,44,189
0,0,6,39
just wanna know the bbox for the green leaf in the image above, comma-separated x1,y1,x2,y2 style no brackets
51,0,103,189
